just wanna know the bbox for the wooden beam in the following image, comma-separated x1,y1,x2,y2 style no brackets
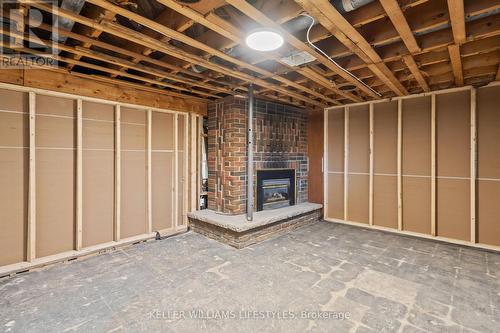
225,0,381,99
430,94,436,237
447,0,466,44
470,88,477,243
22,0,325,108
397,99,403,231
293,0,408,96
190,113,198,212
76,99,83,250
448,44,464,86
27,91,36,262
402,55,431,92
114,105,121,241
183,114,189,226
379,0,421,54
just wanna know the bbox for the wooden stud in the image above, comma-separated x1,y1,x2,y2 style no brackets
147,109,152,234
323,108,329,218
27,91,36,262
174,113,179,230
431,94,436,237
344,106,349,221
447,0,466,44
183,114,189,225
190,113,198,212
470,88,477,243
114,105,121,241
76,99,83,250
369,103,374,226
397,99,403,231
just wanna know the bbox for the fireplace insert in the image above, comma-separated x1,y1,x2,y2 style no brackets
256,169,295,211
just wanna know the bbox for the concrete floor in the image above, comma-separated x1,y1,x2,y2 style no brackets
1,222,499,333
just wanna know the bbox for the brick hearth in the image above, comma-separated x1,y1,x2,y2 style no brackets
207,96,309,215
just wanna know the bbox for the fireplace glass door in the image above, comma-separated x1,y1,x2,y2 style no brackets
257,169,295,211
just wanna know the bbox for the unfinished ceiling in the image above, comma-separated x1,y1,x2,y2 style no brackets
2,0,499,109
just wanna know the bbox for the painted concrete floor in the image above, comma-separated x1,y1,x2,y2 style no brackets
1,222,499,333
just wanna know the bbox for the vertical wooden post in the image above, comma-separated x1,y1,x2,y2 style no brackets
76,99,83,250
323,109,329,218
369,103,374,226
397,99,403,231
431,94,437,237
183,114,189,225
147,109,152,234
174,113,179,230
27,92,36,262
470,88,477,243
114,105,121,241
344,106,349,221
190,113,198,212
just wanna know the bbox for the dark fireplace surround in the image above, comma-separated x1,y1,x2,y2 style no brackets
208,96,308,215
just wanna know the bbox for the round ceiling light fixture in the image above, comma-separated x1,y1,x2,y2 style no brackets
245,29,284,52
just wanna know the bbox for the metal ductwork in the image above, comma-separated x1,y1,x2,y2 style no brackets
53,0,86,45
330,0,375,13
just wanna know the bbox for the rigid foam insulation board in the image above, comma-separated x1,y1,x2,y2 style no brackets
36,95,76,258
121,107,147,238
327,174,344,219
152,153,174,231
151,111,175,231
477,85,500,246
36,150,75,257
82,102,114,247
177,115,186,227
0,89,28,266
348,105,369,223
327,109,344,172
152,112,174,150
0,88,27,112
436,91,470,241
373,101,398,229
402,96,431,234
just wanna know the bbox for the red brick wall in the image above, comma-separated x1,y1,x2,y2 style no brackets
208,96,309,214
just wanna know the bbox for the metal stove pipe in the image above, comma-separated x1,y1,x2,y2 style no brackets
246,84,254,221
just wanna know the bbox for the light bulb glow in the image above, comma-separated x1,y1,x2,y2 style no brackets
245,29,284,52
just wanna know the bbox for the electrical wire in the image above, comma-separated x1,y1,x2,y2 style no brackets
301,13,382,97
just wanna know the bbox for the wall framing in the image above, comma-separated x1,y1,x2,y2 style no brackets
324,83,500,252
0,82,193,277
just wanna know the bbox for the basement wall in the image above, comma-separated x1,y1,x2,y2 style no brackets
324,84,500,250
0,83,192,271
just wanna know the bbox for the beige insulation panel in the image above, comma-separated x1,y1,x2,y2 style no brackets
36,96,76,258
402,96,431,234
436,91,470,241
477,85,500,246
152,112,174,150
82,102,115,247
151,111,175,231
36,150,75,257
348,105,369,173
121,107,147,239
373,101,398,229
152,153,174,231
327,174,344,219
348,174,369,223
0,89,28,266
327,109,344,172
348,105,369,223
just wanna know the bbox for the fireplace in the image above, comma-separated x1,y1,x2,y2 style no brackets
257,169,295,211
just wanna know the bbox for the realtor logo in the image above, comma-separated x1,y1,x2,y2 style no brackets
0,0,58,68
